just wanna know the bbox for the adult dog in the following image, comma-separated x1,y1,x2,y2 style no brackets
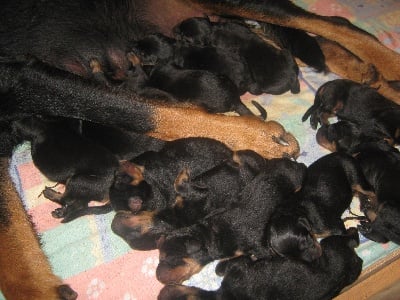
1,0,400,299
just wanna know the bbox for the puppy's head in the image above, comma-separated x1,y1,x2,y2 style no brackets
173,17,212,45
111,210,174,250
265,213,322,262
302,79,353,129
156,225,211,284
359,203,400,245
316,121,361,153
131,33,175,64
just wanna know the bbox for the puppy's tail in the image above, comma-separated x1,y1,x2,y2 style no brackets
251,100,267,120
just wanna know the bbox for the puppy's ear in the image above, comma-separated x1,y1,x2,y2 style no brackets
297,216,312,232
174,168,191,194
345,227,360,248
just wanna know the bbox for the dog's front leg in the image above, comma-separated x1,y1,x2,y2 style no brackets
0,158,77,300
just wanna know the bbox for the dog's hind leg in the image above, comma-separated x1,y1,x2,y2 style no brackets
189,0,400,82
0,158,78,300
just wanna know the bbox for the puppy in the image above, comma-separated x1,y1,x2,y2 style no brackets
155,159,315,284
174,18,300,95
302,79,400,135
131,34,264,117
12,116,118,222
158,228,362,300
300,152,375,236
354,141,400,244
315,120,396,153
259,22,327,72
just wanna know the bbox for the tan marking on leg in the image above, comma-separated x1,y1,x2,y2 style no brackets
147,104,300,159
0,158,71,300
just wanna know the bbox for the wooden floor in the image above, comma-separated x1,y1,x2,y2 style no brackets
370,280,400,300
335,249,400,300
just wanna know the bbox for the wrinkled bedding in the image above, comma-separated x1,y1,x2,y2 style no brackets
4,1,400,299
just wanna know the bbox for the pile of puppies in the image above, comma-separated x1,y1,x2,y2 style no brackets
10,17,400,300
303,79,400,245
109,137,368,299
120,17,326,117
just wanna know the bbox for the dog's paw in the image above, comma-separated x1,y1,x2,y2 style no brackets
57,284,78,300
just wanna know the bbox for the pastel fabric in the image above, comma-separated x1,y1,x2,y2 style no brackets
2,1,400,299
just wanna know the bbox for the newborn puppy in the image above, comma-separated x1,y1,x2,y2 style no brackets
174,18,300,95
300,152,375,236
131,33,263,117
355,141,400,244
315,120,395,154
158,228,362,300
147,61,257,116
259,22,327,72
12,116,118,222
302,79,400,133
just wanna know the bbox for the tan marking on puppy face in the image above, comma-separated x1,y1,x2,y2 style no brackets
89,59,103,73
157,258,204,284
113,210,156,234
173,195,184,209
119,161,145,185
174,168,190,193
352,184,377,204
127,52,141,66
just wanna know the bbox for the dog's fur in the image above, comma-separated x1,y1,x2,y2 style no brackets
1,0,400,298
158,228,362,300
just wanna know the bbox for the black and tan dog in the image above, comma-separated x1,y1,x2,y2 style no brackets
1,0,400,298
158,228,362,300
302,79,400,132
354,141,400,245
300,152,375,236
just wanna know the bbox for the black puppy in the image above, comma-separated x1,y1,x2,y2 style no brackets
302,79,400,136
155,159,320,284
12,116,118,222
355,141,400,244
174,18,300,95
259,22,327,72
300,152,375,236
159,228,362,300
316,120,396,153
131,34,264,117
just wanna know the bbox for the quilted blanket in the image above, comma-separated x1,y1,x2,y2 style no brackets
3,1,400,299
